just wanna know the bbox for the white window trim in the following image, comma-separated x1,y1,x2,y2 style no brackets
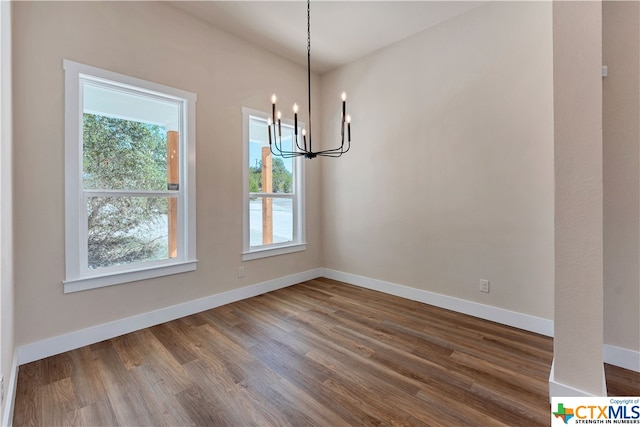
241,107,306,261
63,59,197,293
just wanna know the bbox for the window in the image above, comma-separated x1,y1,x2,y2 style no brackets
242,108,305,260
63,60,197,293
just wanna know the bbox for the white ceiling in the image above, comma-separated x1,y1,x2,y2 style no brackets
168,1,486,74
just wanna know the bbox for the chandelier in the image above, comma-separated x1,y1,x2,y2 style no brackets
267,0,351,159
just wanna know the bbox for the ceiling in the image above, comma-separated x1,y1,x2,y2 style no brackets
168,1,485,74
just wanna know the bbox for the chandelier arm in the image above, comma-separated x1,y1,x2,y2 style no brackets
272,129,283,153
274,131,291,155
315,149,346,157
294,135,306,152
271,141,303,158
314,146,343,155
271,128,289,156
271,124,302,156
316,141,351,156
271,128,305,158
283,152,304,158
314,133,350,154
269,143,281,157
316,151,344,158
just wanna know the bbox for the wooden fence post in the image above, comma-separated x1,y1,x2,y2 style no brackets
167,131,179,258
261,147,273,245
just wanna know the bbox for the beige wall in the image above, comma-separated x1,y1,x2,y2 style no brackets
603,1,640,355
12,1,322,346
553,1,605,395
320,2,554,319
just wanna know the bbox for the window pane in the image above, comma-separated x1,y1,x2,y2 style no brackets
82,83,181,191
249,117,294,194
87,196,176,269
249,197,293,247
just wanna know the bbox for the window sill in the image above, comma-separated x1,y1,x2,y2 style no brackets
63,259,198,293
242,243,306,261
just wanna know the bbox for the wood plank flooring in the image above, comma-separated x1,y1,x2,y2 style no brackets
13,278,640,426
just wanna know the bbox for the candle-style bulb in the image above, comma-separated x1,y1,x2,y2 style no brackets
346,115,351,123
341,92,347,101
271,94,277,104
293,103,299,113
268,117,272,126
277,111,282,120
302,128,306,136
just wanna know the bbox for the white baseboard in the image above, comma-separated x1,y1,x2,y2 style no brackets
17,268,323,365
604,343,640,372
1,350,18,427
321,269,554,337
548,358,608,398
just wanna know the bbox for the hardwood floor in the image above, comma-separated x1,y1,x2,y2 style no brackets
13,278,640,426
605,364,640,397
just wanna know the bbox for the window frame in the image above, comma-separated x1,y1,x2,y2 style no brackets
242,107,306,261
63,59,197,293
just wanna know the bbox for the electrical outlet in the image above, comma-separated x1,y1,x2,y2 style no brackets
479,279,490,293
238,266,245,278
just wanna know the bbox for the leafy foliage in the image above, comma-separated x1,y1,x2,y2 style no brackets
249,156,293,194
249,165,261,193
272,157,293,193
83,114,169,269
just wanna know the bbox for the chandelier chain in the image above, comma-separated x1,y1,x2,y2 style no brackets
306,0,312,151
307,0,311,58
